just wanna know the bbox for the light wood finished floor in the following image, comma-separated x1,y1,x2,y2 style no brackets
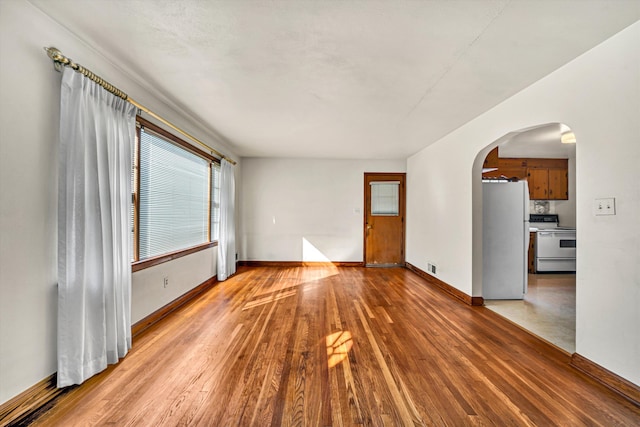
32,266,639,426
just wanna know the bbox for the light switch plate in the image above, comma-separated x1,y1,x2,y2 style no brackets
594,198,616,216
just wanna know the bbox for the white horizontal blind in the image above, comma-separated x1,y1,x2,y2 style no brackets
211,162,221,242
139,128,209,259
370,181,400,216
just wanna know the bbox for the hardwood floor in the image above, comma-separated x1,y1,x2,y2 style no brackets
31,266,639,426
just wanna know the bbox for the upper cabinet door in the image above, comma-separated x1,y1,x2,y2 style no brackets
548,168,568,200
528,168,549,199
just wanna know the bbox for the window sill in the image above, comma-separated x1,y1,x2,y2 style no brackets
132,241,218,273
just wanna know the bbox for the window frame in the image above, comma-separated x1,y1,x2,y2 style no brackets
131,117,220,272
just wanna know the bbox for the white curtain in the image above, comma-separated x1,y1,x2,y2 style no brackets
217,159,236,281
57,68,137,387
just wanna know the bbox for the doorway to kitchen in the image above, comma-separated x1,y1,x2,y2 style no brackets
473,123,577,353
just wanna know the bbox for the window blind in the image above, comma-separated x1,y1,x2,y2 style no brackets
139,128,210,259
370,181,400,216
211,162,221,242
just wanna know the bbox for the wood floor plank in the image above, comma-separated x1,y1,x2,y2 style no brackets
28,266,640,426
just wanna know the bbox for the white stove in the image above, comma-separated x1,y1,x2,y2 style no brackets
530,214,576,272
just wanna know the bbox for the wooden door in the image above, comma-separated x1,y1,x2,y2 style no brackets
548,168,568,200
364,173,406,267
527,168,548,199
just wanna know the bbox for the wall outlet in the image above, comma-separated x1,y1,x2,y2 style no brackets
594,198,616,216
163,276,169,288
427,263,437,274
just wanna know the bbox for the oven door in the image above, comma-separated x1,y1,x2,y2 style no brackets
536,231,576,259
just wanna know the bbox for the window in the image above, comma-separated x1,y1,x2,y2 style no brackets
132,118,220,266
211,162,221,242
370,181,400,216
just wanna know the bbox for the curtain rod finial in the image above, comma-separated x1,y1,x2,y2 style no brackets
44,46,61,60
44,46,65,72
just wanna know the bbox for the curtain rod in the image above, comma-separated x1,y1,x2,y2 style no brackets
44,47,236,165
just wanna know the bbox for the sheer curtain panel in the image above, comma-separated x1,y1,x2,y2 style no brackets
217,159,236,281
57,68,137,387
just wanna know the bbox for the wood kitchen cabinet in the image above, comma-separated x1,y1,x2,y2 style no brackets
527,168,549,199
482,167,527,180
482,151,569,201
548,168,568,200
528,231,536,273
526,165,568,200
483,147,499,169
482,155,528,180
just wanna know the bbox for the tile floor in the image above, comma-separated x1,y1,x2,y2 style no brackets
484,273,576,353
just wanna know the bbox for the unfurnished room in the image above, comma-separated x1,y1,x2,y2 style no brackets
1,1,639,425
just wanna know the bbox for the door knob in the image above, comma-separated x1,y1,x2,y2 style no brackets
367,224,372,229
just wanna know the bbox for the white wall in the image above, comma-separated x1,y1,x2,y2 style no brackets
240,158,405,262
407,22,639,385
131,247,216,324
0,0,236,404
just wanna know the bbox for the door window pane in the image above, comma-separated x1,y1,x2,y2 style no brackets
371,181,399,216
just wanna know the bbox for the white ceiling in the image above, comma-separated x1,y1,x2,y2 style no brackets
30,0,639,159
498,123,576,159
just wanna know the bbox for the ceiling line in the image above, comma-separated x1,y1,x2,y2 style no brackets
398,0,512,125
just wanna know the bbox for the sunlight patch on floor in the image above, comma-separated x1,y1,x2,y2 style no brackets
326,330,353,368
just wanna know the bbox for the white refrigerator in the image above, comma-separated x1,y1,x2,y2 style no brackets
482,181,530,299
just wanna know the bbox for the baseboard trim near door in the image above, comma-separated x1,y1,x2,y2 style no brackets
238,261,364,268
570,353,640,407
405,262,484,306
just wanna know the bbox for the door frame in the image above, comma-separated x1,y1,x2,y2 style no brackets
363,172,406,267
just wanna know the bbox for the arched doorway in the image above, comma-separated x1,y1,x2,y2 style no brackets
472,123,577,352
